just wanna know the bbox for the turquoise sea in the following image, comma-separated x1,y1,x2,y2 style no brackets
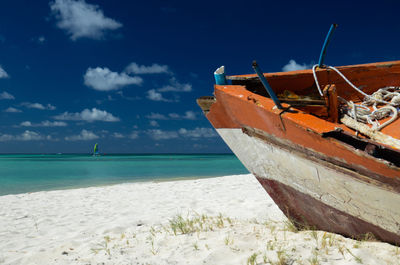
0,154,248,196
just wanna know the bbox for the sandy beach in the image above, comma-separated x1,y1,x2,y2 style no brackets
1,174,399,265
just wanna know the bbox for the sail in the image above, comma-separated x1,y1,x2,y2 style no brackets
93,143,99,155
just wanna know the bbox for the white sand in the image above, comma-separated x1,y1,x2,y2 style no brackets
0,174,399,265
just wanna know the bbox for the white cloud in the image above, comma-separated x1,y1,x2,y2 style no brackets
282,60,311,72
168,111,196,120
0,91,14,100
146,89,170,102
0,130,44,142
146,127,217,140
145,112,168,120
157,77,192,92
146,111,196,120
129,131,139,139
50,0,122,40
112,132,124,138
178,127,218,138
41,120,67,127
37,36,46,43
0,134,13,141
54,108,119,122
149,120,159,127
124,63,170,75
18,131,43,141
21,102,56,110
20,121,32,127
4,107,22,113
65,129,99,141
147,129,178,140
183,111,196,120
20,120,67,127
0,66,9,78
84,67,143,91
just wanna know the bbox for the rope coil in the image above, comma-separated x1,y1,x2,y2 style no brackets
312,64,400,131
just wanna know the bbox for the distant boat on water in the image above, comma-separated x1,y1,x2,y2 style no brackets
93,143,99,156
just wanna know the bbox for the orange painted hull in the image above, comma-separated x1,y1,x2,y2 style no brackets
198,61,400,244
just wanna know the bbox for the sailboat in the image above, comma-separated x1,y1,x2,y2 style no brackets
93,143,100,156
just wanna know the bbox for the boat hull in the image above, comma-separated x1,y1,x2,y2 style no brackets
216,127,400,244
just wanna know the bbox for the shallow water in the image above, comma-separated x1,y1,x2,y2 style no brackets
0,154,248,195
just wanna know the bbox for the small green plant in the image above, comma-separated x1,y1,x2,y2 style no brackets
224,235,234,246
150,238,158,255
308,249,319,265
193,243,199,251
150,226,156,237
91,237,112,256
264,221,277,233
247,252,258,265
338,244,345,257
362,232,376,242
217,213,224,228
308,256,319,265
346,247,363,264
284,220,298,233
276,249,289,265
311,230,319,245
267,240,275,251
169,215,192,235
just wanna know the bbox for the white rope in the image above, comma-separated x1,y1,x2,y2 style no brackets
312,64,400,131
312,64,324,96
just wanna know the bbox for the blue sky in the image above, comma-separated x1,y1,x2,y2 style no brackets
0,0,399,153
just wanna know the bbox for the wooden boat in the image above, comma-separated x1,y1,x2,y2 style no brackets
197,60,400,245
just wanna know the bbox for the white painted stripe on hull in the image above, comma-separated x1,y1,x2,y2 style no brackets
216,128,400,235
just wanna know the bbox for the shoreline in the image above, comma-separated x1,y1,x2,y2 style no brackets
0,173,243,197
1,174,399,264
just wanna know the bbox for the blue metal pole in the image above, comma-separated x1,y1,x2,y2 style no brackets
252,61,283,109
214,66,227,85
318,24,338,67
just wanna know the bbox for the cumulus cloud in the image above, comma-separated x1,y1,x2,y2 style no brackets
20,120,67,127
147,129,178,140
84,67,143,91
0,66,9,78
146,127,218,140
20,121,32,127
112,132,124,138
146,89,170,102
282,60,311,72
65,129,99,141
0,130,44,142
178,127,218,138
21,102,56,110
129,131,139,139
54,108,119,122
170,111,196,120
50,0,122,40
4,107,22,113
19,131,43,141
124,63,170,75
0,134,13,141
0,91,14,100
146,112,168,120
145,111,196,120
149,120,159,127
157,77,192,92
